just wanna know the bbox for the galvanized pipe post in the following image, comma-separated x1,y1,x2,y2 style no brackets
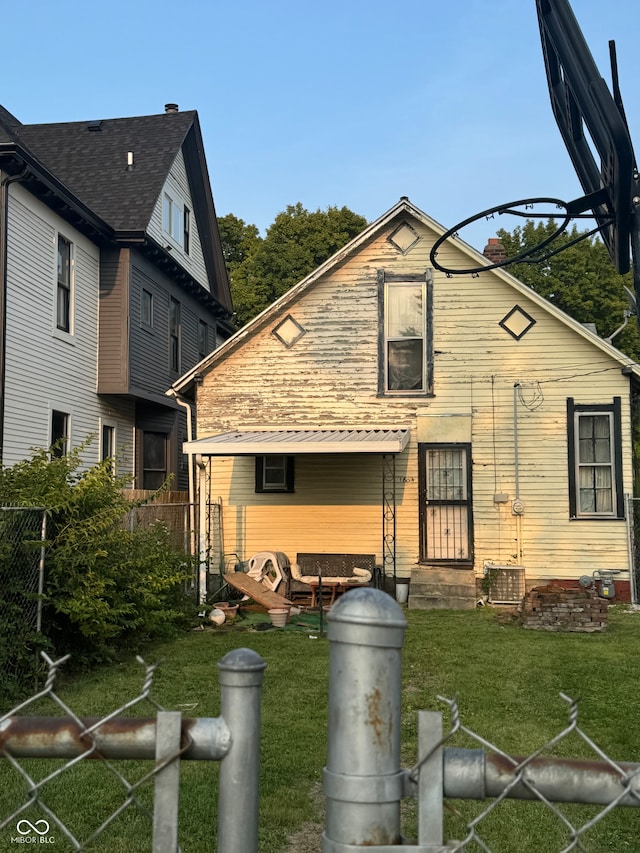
217,647,267,853
323,587,407,851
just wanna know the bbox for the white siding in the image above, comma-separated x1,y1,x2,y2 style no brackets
4,184,135,477
195,214,635,586
147,150,209,289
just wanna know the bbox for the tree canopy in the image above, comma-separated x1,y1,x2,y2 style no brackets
496,219,640,361
218,203,367,325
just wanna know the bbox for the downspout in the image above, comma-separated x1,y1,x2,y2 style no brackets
513,384,520,500
513,384,524,565
167,390,196,558
195,454,208,605
0,167,29,466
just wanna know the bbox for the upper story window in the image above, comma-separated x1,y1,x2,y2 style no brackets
169,297,181,372
377,270,433,396
141,288,153,327
56,235,72,333
567,398,624,519
162,193,191,250
183,207,191,255
163,194,179,243
198,320,209,361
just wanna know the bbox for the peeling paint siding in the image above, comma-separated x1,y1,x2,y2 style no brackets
4,186,135,475
196,216,634,580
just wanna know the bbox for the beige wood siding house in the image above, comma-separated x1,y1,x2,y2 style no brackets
171,199,640,608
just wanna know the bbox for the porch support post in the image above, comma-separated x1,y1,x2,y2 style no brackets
382,454,397,584
196,454,208,605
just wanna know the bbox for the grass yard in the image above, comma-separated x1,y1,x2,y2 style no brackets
1,601,640,851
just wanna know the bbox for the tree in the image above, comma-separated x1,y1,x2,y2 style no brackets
217,213,261,267
219,204,367,325
496,220,640,361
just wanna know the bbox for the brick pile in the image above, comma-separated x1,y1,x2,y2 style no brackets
520,585,608,633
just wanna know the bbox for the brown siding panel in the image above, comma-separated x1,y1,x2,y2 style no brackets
98,248,130,393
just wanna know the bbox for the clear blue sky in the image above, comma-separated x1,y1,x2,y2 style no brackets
3,0,639,252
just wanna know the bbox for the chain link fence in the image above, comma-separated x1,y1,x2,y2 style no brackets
324,589,640,852
0,508,47,704
3,590,639,852
406,693,640,851
0,648,264,852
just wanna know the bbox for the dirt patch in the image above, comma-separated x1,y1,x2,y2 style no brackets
282,781,324,853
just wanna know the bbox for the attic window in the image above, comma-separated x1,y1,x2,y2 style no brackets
163,194,184,245
378,269,433,396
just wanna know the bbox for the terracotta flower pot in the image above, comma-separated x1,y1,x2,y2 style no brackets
216,602,239,620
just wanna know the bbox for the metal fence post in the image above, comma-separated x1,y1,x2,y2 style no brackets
417,711,444,846
153,710,182,853
217,647,267,853
323,587,407,851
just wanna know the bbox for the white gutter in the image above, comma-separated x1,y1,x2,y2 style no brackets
167,391,196,559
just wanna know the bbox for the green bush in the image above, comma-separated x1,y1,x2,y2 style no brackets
0,441,193,672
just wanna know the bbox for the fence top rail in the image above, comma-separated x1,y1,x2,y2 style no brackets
0,506,46,511
0,715,231,761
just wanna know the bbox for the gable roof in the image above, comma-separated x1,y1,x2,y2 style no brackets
0,106,232,313
171,196,640,395
13,111,196,232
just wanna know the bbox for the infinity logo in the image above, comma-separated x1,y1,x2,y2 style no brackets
16,820,50,836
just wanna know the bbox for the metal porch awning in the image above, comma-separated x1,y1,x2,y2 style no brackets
183,428,411,456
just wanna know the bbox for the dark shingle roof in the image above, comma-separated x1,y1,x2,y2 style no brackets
14,111,196,231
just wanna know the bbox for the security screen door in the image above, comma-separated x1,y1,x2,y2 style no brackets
420,444,472,562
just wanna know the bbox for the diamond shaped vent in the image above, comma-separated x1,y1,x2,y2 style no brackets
272,314,306,348
499,305,536,340
388,222,420,254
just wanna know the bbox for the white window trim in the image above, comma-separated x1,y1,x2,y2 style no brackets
573,410,616,518
53,233,75,342
163,193,184,247
100,419,117,476
50,407,72,456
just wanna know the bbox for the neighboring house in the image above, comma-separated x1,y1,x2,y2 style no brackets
171,198,640,608
0,103,233,489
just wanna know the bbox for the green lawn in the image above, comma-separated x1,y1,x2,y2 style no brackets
2,603,640,851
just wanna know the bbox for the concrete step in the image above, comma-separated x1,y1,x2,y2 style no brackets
408,568,478,611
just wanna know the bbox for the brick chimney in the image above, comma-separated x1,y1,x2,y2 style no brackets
164,103,179,113
483,237,507,264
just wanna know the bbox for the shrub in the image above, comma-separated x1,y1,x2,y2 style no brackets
0,441,193,671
